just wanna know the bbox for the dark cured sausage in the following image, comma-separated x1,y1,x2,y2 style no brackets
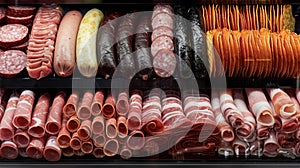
187,7,209,78
134,14,153,80
6,6,36,17
174,5,193,78
97,12,121,79
116,12,136,79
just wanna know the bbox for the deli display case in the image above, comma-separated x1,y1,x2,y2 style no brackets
0,0,299,167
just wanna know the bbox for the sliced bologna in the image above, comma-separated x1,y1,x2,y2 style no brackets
6,15,34,25
6,6,36,17
153,49,177,78
0,24,28,48
43,136,62,162
0,50,27,78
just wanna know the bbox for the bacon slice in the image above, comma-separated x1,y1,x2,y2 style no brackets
91,116,104,135
26,136,46,159
263,131,279,157
13,129,30,148
70,132,81,150
0,93,19,141
91,90,104,116
66,115,80,133
116,91,129,116
43,136,62,162
77,119,92,141
77,90,93,120
63,92,79,117
102,92,116,119
0,140,18,159
13,90,35,129
45,91,66,135
245,88,275,127
103,139,119,157
57,115,71,148
28,93,50,138
117,116,128,138
106,118,117,139
127,90,143,131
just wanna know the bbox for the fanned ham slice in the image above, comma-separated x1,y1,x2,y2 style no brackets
43,136,62,162
63,92,79,117
245,88,275,127
26,136,46,159
0,141,18,159
0,93,19,141
211,91,234,142
102,92,116,119
45,91,66,135
267,88,296,119
263,131,279,157
57,115,71,148
127,90,143,131
219,89,244,128
91,90,104,116
66,115,80,133
116,92,129,116
13,129,30,148
77,90,93,120
28,93,50,138
13,90,35,129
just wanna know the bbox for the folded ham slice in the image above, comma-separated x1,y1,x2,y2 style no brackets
245,88,275,127
81,139,93,154
70,132,81,150
78,119,92,141
103,139,119,157
106,118,117,139
233,137,248,156
91,116,104,135
127,130,145,150
13,129,30,148
117,116,128,138
62,146,74,157
93,134,106,148
93,147,105,158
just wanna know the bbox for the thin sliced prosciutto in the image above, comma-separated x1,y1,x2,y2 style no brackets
117,116,128,138
77,90,93,120
127,130,145,150
142,89,163,135
0,141,18,159
277,132,297,149
233,89,256,142
102,92,116,119
232,137,248,156
45,91,66,135
26,136,46,159
66,115,80,132
70,132,81,150
28,93,51,138
91,90,104,116
0,93,19,141
63,92,79,117
218,140,234,157
211,91,234,142
43,136,62,162
103,138,119,157
93,147,105,158
91,116,104,135
269,100,282,132
78,119,92,141
81,139,93,154
106,118,117,139
219,89,244,128
267,88,296,119
127,90,143,131
13,90,35,129
13,129,30,148
245,88,275,127
57,115,71,148
257,123,271,140
62,146,74,157
263,131,279,157
116,91,129,116
249,140,263,157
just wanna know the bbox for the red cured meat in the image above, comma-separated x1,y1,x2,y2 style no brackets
263,131,279,157
28,93,50,138
116,92,129,116
91,116,104,135
13,129,30,148
93,147,105,158
232,138,248,156
120,145,132,159
152,12,174,32
0,50,27,78
45,91,66,135
218,141,234,156
62,146,74,157
103,139,119,157
12,90,35,129
6,15,34,25
66,115,80,133
126,130,145,150
77,91,93,120
0,93,18,141
91,90,104,116
0,24,28,48
77,119,92,141
102,92,116,119
26,136,46,159
106,118,117,139
93,134,106,148
117,116,128,138
152,4,173,20
81,139,93,154
6,6,36,17
153,49,176,78
151,26,174,42
63,92,79,117
43,136,62,162
70,132,81,150
151,36,174,57
0,141,18,159
57,115,71,148
127,90,143,131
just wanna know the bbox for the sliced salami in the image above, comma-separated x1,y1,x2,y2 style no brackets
6,15,34,25
151,35,174,57
152,13,174,32
153,49,177,78
9,41,28,51
0,50,27,78
0,24,28,48
6,6,36,17
152,4,174,20
0,8,5,24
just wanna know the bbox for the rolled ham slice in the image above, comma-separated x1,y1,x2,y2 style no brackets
249,140,263,156
13,129,30,148
127,130,145,150
103,138,119,157
102,92,116,119
218,140,234,157
0,141,18,159
269,100,282,132
127,90,143,131
62,146,74,157
219,89,244,128
43,136,62,162
277,132,297,149
257,123,271,140
233,89,256,142
116,91,129,116
93,147,105,158
81,139,93,154
57,115,71,148
45,91,66,135
91,90,104,116
233,137,248,156
67,115,80,132
117,116,128,138
13,90,35,129
211,91,235,142
28,93,51,138
77,90,93,120
92,115,105,135
26,136,46,159
106,118,117,139
120,145,132,159
263,131,279,157
267,88,296,119
93,134,106,148
78,119,92,141
74,149,85,156
245,88,275,127
19,148,28,158
63,92,79,117
70,132,81,150
0,93,19,141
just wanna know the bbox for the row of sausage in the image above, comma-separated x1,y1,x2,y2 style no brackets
0,87,300,160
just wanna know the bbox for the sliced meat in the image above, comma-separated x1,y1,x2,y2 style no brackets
106,118,117,139
91,116,104,135
102,92,116,119
91,90,104,116
126,130,145,150
63,92,79,117
0,24,28,48
116,92,129,116
6,15,34,25
151,35,174,57
81,139,93,154
153,49,177,78
103,139,119,157
127,90,143,131
117,116,128,138
13,129,30,148
43,136,62,162
57,115,71,148
0,50,27,78
66,115,80,133
6,6,36,17
77,119,92,141
0,141,18,159
70,132,81,150
26,136,46,159
77,91,93,120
